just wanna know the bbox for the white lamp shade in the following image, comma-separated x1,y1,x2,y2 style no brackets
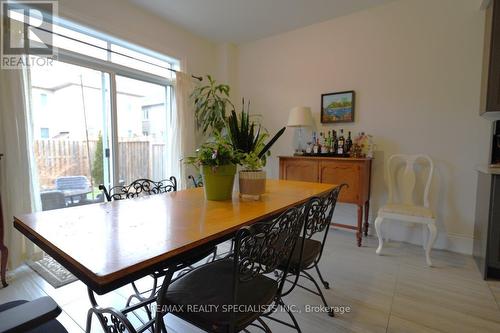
287,106,314,127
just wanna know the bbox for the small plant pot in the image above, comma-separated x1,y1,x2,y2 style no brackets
201,164,236,201
239,170,266,198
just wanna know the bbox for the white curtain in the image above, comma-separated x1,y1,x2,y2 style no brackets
169,71,197,189
0,66,39,273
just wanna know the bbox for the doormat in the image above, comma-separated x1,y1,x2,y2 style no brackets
28,255,77,288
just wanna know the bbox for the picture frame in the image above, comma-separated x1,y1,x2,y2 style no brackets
321,90,355,123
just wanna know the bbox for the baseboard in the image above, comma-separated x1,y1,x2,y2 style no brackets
374,222,473,255
442,233,474,255
333,204,474,255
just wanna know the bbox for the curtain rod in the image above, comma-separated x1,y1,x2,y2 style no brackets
25,23,203,81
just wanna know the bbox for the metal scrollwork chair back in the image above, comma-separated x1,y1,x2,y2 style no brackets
99,177,177,202
280,184,346,318
187,174,203,188
306,183,347,260
153,206,305,333
235,206,302,285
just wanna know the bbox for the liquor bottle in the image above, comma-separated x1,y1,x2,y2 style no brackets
312,132,319,154
332,130,338,155
327,131,332,153
346,131,353,155
337,129,345,155
320,132,328,154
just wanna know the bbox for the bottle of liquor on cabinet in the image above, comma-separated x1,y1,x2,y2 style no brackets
337,129,345,155
346,131,353,155
332,130,338,156
320,132,328,154
312,132,319,155
327,131,332,154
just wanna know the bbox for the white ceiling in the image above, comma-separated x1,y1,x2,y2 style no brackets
129,0,395,44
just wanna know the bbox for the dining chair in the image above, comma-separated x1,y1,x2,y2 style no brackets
279,184,346,317
154,205,305,333
0,296,67,333
99,177,177,201
374,154,437,266
188,174,203,188
98,177,216,322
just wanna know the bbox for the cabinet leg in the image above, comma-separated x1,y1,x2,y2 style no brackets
357,205,363,247
364,201,370,236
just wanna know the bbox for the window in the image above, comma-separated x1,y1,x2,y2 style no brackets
27,16,179,77
143,108,150,120
40,94,48,108
27,17,178,211
40,128,49,139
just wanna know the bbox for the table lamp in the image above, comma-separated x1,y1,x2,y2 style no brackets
287,106,314,155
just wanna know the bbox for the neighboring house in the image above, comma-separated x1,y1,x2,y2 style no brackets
31,83,167,142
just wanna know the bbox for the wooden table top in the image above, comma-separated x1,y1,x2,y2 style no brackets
14,179,335,294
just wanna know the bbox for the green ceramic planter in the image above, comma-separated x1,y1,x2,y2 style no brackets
201,164,236,201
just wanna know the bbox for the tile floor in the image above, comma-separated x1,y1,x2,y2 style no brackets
1,229,500,333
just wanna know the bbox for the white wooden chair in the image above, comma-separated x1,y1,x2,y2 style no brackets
374,154,437,266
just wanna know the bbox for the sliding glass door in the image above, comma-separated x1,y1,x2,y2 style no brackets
29,59,173,211
30,59,111,210
115,75,169,185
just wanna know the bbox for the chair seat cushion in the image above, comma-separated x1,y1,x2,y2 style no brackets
281,237,321,271
0,300,67,333
379,204,434,219
163,259,278,333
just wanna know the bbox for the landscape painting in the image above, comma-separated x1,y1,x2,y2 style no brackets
321,91,355,123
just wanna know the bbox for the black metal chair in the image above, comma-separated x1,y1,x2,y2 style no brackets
188,174,203,188
154,205,305,333
98,177,216,326
99,177,177,201
280,184,346,317
0,296,67,333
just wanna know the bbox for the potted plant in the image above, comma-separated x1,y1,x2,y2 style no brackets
192,75,234,136
226,101,285,199
186,135,238,201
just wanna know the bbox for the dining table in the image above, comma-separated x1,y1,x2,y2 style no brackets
13,179,336,332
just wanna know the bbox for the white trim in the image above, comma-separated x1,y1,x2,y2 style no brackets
57,49,174,87
376,222,473,255
109,73,119,187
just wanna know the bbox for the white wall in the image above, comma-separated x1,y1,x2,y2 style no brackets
58,0,217,76
238,0,491,254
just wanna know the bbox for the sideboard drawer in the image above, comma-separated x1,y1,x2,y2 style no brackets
319,161,360,203
280,159,319,182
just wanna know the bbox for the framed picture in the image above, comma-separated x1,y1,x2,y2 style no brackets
321,90,355,123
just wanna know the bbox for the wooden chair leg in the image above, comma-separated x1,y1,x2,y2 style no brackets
374,217,384,255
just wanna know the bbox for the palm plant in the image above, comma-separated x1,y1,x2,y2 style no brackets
226,100,285,170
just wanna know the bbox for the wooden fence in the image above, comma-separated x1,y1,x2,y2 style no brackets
34,139,166,189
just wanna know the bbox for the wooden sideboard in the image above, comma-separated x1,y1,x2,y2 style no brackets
279,156,372,246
